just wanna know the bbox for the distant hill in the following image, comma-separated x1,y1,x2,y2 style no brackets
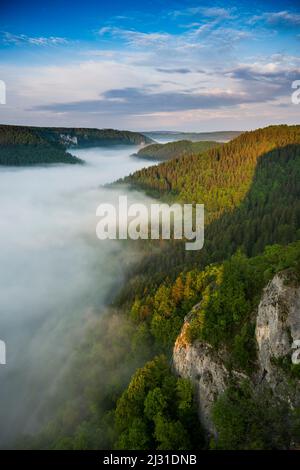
37,126,153,148
118,125,300,277
122,125,300,220
134,139,221,161
0,124,153,166
143,130,242,143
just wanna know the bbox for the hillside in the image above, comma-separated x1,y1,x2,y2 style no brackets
28,242,300,451
122,125,300,219
36,126,153,147
119,242,300,450
143,130,242,142
109,125,300,449
134,139,221,161
0,124,83,166
0,124,152,166
116,125,300,305
26,124,300,451
173,254,300,449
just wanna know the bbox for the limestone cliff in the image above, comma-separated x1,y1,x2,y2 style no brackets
256,271,300,406
173,271,300,436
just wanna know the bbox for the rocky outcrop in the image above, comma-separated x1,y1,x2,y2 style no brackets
173,271,300,435
59,134,78,146
255,271,300,405
173,320,228,435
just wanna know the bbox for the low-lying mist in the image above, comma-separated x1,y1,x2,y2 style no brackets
0,146,156,447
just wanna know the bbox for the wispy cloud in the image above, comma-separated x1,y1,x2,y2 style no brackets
98,22,251,56
227,62,300,84
250,10,300,27
1,3,300,130
1,32,68,46
27,51,299,118
98,26,171,47
156,67,192,74
29,81,280,116
169,6,234,20
200,7,235,19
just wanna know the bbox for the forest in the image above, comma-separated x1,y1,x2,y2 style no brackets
135,140,221,161
18,124,300,450
0,124,152,165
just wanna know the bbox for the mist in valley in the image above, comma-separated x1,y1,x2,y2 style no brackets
0,146,156,447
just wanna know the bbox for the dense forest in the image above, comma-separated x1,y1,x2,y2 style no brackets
114,241,300,450
0,124,152,166
25,242,300,450
122,125,300,211
0,124,83,165
116,126,300,292
135,140,221,160
20,124,300,450
36,126,153,147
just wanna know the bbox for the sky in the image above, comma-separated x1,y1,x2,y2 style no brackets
0,0,299,131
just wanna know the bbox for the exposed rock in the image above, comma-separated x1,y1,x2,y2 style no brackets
255,271,300,405
173,271,300,435
59,134,78,146
173,320,228,435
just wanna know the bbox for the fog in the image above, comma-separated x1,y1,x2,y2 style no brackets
0,146,157,446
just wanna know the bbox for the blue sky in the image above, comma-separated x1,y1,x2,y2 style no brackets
0,0,299,130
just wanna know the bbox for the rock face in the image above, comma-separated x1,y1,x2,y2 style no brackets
255,271,300,405
59,134,78,146
173,271,300,435
173,319,229,435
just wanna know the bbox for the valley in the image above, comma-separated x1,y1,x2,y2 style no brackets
0,123,299,450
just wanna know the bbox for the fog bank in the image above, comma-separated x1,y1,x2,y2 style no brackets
0,146,156,446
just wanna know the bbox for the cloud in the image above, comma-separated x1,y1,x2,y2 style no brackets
28,54,299,118
251,10,300,27
98,26,171,47
1,31,68,46
203,27,252,45
156,67,192,74
169,6,233,20
225,61,300,106
227,62,300,87
30,83,279,116
97,22,251,57
1,4,299,130
201,7,234,19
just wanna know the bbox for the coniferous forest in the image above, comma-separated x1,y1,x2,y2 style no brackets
1,1,300,458
0,125,152,165
18,124,300,451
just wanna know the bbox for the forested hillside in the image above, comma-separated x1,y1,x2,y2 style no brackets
20,124,300,450
115,242,300,450
26,242,300,450
37,126,153,147
0,124,152,166
123,125,300,214
116,126,300,293
111,124,300,448
0,125,83,165
134,140,221,160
